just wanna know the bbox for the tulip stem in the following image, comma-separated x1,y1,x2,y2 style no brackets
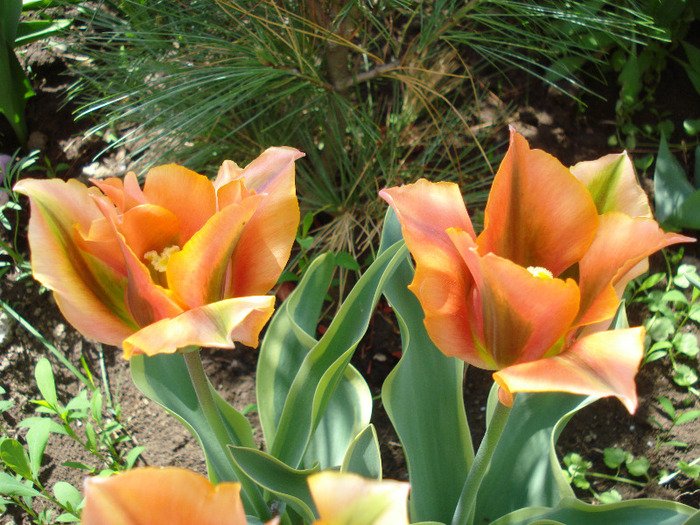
183,350,233,449
451,399,512,525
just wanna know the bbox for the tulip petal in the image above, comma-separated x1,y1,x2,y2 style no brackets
494,327,645,413
81,467,246,525
219,147,302,298
577,213,694,326
167,196,262,307
380,180,478,364
308,472,410,525
91,172,147,212
142,164,216,243
478,128,599,276
120,204,181,261
449,229,580,368
122,295,275,357
91,197,185,329
570,152,652,218
13,178,137,345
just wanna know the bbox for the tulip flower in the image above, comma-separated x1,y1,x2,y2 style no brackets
14,148,301,358
308,471,410,525
81,468,248,525
380,129,693,412
81,468,409,525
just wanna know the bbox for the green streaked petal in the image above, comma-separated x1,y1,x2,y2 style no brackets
450,229,580,368
308,471,410,525
570,152,652,218
478,128,599,276
13,178,137,345
122,296,275,358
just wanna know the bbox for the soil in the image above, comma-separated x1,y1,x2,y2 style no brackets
1,24,700,525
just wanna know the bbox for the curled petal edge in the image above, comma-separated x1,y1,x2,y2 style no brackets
493,327,645,414
122,295,275,359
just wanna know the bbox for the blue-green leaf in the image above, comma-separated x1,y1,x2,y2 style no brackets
229,446,318,523
267,242,405,468
341,425,382,480
475,389,596,524
379,208,473,525
490,496,699,525
130,353,268,518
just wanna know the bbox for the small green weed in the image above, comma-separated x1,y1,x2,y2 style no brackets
563,447,649,504
0,357,145,523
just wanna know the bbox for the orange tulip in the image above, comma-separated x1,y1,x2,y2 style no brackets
309,472,410,525
380,129,693,412
81,468,409,525
15,148,301,358
81,468,248,525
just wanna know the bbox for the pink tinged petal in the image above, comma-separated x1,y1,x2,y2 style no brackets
13,178,137,345
167,196,263,307
90,172,147,213
308,472,410,525
214,159,244,190
380,180,480,365
142,164,216,243
576,213,695,326
81,467,247,525
494,327,645,414
570,152,652,218
450,229,580,368
477,128,599,276
222,148,302,298
122,295,275,358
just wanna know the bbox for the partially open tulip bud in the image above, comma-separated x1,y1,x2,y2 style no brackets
15,148,302,358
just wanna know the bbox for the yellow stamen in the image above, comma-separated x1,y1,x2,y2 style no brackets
527,266,553,280
144,245,180,273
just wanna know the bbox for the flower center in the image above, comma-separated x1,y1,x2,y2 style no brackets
527,266,553,280
144,245,180,272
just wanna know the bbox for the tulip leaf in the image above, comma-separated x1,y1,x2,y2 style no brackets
474,387,596,525
302,363,373,471
267,241,405,468
490,496,699,525
341,425,382,480
228,446,318,523
379,208,473,525
654,134,700,229
130,352,268,518
257,253,335,449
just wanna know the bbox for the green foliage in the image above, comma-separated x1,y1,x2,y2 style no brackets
625,250,700,393
65,0,654,258
654,136,700,230
0,358,145,523
608,0,700,150
0,0,73,144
